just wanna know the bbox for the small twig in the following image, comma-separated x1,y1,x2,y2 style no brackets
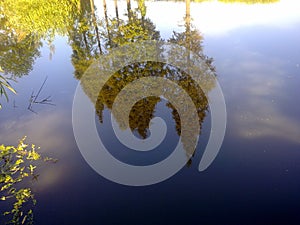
33,76,47,103
27,76,55,113
27,107,38,114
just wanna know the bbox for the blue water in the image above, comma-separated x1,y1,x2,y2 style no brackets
1,1,300,224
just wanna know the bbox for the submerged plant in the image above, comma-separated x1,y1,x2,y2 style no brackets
0,137,56,225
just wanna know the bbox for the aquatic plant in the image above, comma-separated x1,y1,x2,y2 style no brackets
0,73,16,109
0,137,56,225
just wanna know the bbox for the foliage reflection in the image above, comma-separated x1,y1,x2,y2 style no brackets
73,0,216,163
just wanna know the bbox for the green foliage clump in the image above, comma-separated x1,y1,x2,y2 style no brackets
0,0,80,40
0,137,56,225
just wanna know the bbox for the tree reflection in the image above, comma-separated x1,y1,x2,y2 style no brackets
68,0,102,79
0,0,218,165
0,0,81,77
0,31,42,77
75,0,216,164
94,61,211,159
0,0,80,39
0,0,280,78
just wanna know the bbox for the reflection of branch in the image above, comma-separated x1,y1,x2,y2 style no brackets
28,76,55,113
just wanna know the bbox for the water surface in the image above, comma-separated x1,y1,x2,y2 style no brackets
1,0,300,224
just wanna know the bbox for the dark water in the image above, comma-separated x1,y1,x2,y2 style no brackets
1,0,300,224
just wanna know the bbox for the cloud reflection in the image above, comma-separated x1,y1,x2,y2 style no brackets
0,109,75,190
226,53,300,144
141,0,300,36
